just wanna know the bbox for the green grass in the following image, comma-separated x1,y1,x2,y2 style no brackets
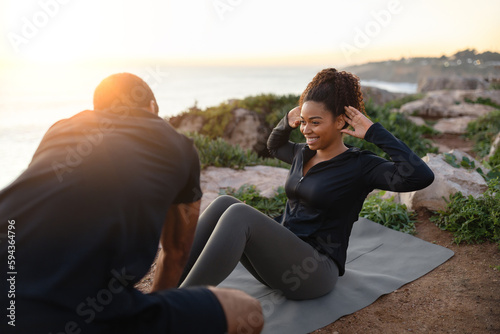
360,191,417,234
343,100,438,159
219,184,287,219
382,93,425,110
442,152,500,183
187,132,289,169
176,93,439,159
430,179,500,247
465,109,500,158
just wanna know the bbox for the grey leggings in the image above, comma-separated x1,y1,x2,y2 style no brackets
178,195,339,300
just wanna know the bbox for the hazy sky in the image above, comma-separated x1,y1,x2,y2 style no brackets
1,0,500,67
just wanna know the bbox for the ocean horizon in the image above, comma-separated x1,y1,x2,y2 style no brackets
0,65,417,189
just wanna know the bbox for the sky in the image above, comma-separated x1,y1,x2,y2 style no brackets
1,0,500,67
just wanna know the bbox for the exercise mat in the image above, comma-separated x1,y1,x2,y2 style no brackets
219,217,454,334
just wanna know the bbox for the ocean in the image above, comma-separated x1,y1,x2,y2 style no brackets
0,64,417,189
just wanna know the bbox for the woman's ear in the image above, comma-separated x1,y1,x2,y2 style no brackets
336,115,346,130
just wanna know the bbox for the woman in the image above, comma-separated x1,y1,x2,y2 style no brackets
177,68,434,300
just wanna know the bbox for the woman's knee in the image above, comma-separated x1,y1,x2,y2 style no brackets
212,195,242,208
203,195,241,216
221,202,258,221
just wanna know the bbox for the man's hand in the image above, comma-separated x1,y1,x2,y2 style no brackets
341,106,374,139
287,106,301,129
209,287,264,334
151,201,200,291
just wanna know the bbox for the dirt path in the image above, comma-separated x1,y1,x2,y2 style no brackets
428,133,475,156
313,210,500,334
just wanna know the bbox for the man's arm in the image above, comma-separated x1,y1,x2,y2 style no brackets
209,287,264,334
151,200,200,291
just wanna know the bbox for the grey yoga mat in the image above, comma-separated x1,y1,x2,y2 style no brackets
219,217,454,334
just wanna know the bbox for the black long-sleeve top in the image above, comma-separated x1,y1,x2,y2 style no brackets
267,115,434,275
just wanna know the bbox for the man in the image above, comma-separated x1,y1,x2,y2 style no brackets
0,73,263,333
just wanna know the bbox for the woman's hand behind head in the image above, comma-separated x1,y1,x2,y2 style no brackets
340,106,374,139
288,106,301,129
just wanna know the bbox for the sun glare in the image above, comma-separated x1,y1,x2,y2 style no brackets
2,0,499,68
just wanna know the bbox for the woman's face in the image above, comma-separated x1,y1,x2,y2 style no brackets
300,101,344,151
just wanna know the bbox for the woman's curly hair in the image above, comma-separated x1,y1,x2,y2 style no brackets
299,68,366,128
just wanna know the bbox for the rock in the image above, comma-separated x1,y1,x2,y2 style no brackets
399,90,496,118
169,107,271,156
199,165,289,212
447,103,495,118
361,86,406,106
457,89,500,106
418,76,488,93
407,116,427,126
395,151,488,211
169,114,204,133
224,108,270,154
433,116,476,134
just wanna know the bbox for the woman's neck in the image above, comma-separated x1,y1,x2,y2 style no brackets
315,142,348,161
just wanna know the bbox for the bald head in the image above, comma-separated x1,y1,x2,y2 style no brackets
93,73,158,114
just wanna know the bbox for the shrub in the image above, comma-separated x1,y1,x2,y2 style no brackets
178,94,301,140
464,97,500,109
382,93,425,110
443,152,500,184
238,93,299,125
238,93,305,144
465,109,500,158
219,184,287,218
179,93,438,162
187,132,289,169
360,191,417,234
430,179,500,247
343,100,438,159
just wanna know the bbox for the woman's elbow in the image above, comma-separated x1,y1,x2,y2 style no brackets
267,147,278,158
418,166,435,189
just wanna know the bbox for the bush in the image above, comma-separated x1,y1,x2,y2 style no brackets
343,100,438,159
430,179,500,247
219,184,287,219
443,152,500,184
238,93,299,126
187,132,289,169
178,94,301,140
179,93,438,161
360,191,417,234
464,97,500,109
238,93,305,144
382,93,425,110
465,109,500,158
